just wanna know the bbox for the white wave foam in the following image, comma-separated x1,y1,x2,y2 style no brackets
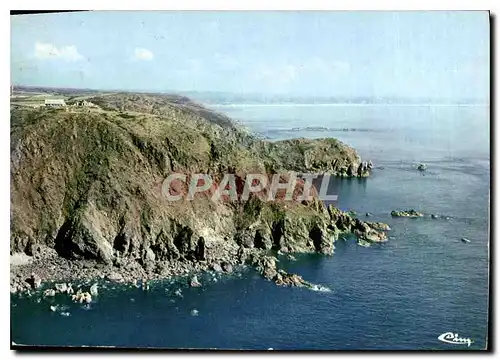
309,284,332,293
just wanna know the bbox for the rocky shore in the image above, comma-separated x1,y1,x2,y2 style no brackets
10,202,390,293
10,91,387,295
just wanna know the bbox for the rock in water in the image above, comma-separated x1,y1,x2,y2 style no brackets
461,237,471,243
431,214,439,219
49,305,57,312
106,272,123,282
89,283,98,296
367,222,391,231
72,292,92,303
417,163,427,171
274,270,312,288
391,209,424,218
211,263,223,273
221,262,233,273
365,212,372,217
43,289,56,297
174,289,183,297
191,309,199,316
357,239,371,247
190,275,201,287
352,218,388,242
54,283,68,293
251,255,278,280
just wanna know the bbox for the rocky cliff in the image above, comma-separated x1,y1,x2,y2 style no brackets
10,92,384,291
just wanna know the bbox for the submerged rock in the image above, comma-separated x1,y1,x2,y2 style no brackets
286,254,297,261
191,309,199,316
391,209,424,218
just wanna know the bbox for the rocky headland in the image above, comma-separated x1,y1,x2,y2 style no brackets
10,91,388,294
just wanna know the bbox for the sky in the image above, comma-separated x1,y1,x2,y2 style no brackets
11,11,490,100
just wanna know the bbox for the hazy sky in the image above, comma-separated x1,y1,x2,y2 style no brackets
11,11,489,100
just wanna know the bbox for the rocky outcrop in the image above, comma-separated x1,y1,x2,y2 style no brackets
367,222,391,231
248,252,312,288
391,210,424,218
10,92,386,290
274,270,312,288
417,163,427,171
72,291,92,303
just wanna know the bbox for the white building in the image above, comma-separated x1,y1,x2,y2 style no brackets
44,99,66,107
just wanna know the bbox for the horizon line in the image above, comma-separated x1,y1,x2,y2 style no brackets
11,84,488,104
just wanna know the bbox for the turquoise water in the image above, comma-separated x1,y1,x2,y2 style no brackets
11,104,490,350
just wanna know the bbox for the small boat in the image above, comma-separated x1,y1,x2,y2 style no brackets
461,237,471,243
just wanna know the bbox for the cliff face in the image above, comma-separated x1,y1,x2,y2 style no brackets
10,93,378,284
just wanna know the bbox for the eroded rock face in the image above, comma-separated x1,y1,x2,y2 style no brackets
54,209,114,264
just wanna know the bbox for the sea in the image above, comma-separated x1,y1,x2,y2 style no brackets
11,103,490,350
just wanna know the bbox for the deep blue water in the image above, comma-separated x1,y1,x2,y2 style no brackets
11,104,490,350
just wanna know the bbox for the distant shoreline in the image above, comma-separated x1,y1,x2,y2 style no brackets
207,103,489,108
